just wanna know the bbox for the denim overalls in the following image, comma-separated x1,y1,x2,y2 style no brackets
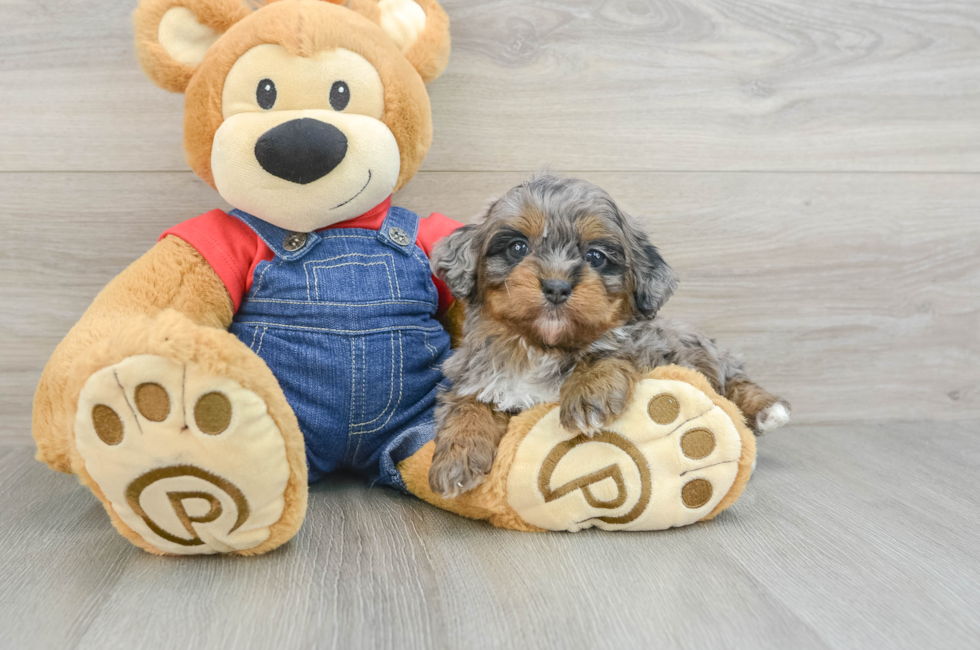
227,206,452,488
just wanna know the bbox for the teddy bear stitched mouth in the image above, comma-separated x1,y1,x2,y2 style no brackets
254,117,348,185
333,169,373,210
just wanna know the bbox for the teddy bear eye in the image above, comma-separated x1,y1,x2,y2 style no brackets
330,81,350,111
256,79,277,110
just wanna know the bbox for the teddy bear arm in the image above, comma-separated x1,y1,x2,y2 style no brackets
32,236,233,472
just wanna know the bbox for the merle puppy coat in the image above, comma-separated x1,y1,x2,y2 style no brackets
428,175,790,498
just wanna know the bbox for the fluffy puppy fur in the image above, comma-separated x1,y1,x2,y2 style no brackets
428,175,791,498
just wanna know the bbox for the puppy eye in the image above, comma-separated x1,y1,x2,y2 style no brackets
586,249,607,268
330,81,350,111
256,79,277,110
509,240,529,259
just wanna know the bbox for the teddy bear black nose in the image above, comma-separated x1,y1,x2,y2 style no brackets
254,118,348,185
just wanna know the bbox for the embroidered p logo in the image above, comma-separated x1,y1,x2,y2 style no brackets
125,465,250,547
537,431,652,526
506,378,746,532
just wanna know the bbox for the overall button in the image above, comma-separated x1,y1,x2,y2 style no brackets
283,232,308,251
388,227,410,246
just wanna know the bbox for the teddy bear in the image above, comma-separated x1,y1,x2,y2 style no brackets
31,0,757,555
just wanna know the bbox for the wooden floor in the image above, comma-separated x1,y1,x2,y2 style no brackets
2,421,979,650
1,0,978,648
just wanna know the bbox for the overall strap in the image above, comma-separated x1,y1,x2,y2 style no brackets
228,209,321,261
376,206,421,257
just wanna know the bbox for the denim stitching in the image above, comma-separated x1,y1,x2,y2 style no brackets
302,253,395,300
351,331,396,431
353,331,404,435
360,338,366,427
249,325,260,351
348,337,357,433
232,321,443,335
352,333,397,433
410,250,439,301
255,327,268,354
253,261,275,295
310,261,396,300
417,259,439,300
421,330,437,360
343,337,360,467
411,249,432,268
307,251,396,263
392,263,402,297
241,298,433,307
318,234,377,241
303,259,313,301
306,254,399,300
351,340,368,460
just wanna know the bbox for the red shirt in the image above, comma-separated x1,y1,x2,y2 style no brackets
161,197,462,313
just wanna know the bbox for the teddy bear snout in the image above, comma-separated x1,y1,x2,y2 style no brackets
253,117,348,185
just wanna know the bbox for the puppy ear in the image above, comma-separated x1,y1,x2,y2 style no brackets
632,243,678,318
133,0,250,93
370,0,451,83
431,225,479,303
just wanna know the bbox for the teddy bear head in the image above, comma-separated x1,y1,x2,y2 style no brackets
134,0,450,231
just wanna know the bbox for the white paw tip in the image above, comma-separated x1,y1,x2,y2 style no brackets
756,403,791,433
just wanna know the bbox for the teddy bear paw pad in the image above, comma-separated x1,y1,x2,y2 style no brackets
506,378,743,532
74,355,290,554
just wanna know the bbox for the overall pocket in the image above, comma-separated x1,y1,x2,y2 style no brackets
348,330,405,435
304,253,401,304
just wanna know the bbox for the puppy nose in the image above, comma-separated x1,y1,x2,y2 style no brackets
254,118,348,185
541,279,572,305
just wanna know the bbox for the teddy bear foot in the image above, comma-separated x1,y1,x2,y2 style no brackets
401,366,756,532
74,354,293,555
504,370,753,531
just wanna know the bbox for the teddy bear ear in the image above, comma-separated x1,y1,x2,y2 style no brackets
133,0,252,93
367,0,451,83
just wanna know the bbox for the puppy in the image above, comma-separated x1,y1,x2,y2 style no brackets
428,175,790,498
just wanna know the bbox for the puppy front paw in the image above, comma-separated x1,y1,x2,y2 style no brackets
429,434,498,499
559,359,640,436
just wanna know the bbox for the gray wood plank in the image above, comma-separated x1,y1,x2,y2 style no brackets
724,421,980,649
2,170,978,444
2,0,979,173
1,421,978,650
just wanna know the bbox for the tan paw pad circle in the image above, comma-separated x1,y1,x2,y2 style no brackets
74,354,291,554
92,404,124,446
647,393,680,424
195,392,232,435
134,382,170,422
681,478,713,509
680,428,715,460
508,377,743,532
